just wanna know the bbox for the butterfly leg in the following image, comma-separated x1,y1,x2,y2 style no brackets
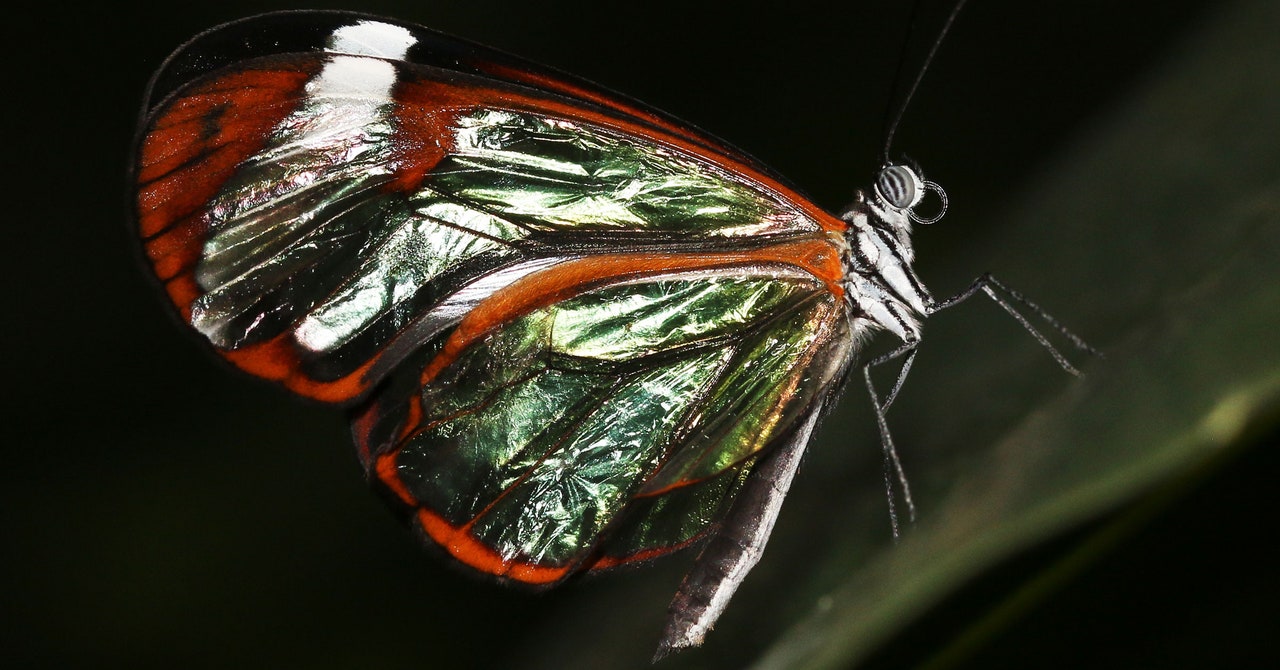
862,340,921,540
928,273,1100,376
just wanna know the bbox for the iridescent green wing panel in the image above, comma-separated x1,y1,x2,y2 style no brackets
190,101,817,353
597,294,853,563
591,459,756,566
639,293,853,494
388,269,823,521
372,269,851,577
428,108,816,237
136,42,828,402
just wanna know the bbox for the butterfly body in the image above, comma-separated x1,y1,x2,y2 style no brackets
133,11,943,653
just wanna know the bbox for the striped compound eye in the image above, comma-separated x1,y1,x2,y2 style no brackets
874,164,923,210
874,163,948,224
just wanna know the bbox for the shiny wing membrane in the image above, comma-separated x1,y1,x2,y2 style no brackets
132,11,853,582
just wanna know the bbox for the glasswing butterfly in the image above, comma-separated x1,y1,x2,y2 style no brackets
130,8,1090,657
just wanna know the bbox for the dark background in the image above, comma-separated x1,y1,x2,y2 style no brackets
10,1,1274,668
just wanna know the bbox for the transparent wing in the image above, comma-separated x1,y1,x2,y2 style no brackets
358,266,853,583
132,16,844,403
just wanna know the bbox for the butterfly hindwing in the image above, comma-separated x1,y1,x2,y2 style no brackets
360,267,852,582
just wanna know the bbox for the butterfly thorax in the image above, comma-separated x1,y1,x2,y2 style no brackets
837,168,935,345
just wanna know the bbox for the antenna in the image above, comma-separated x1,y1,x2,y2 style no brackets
880,0,971,164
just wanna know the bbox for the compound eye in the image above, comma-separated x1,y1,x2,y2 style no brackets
874,164,923,210
874,164,948,224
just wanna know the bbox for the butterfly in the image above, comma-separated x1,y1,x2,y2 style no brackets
131,8,1089,657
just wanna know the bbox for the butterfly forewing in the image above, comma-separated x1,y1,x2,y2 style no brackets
133,11,856,592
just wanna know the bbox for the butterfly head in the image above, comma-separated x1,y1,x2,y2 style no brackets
835,163,941,339
840,162,947,254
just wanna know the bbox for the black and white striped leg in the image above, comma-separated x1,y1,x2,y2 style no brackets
929,273,1101,376
862,340,921,541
